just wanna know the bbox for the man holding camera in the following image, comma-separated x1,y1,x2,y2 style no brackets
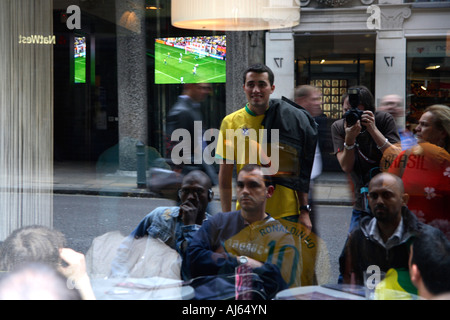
331,86,400,232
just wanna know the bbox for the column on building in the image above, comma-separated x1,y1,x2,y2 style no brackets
225,31,265,114
374,4,412,129
266,31,296,100
115,0,148,172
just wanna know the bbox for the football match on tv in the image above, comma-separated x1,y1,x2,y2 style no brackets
74,36,86,84
154,35,226,84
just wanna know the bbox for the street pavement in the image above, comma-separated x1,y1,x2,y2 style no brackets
53,161,354,206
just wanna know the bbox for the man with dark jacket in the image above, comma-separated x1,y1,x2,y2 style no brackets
339,172,431,286
187,164,298,299
166,83,218,186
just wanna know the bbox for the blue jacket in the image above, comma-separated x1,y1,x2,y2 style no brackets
131,206,205,252
187,211,298,291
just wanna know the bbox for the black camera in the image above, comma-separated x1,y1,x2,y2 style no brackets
344,88,364,126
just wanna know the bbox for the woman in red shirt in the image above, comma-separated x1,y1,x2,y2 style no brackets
388,104,450,239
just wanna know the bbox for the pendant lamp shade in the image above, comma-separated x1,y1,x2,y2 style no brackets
171,0,300,31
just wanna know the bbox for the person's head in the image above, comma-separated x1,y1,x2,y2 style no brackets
183,83,212,103
0,262,82,300
348,85,375,112
243,64,275,87
378,94,404,119
178,170,213,222
242,64,275,115
409,227,450,299
341,92,350,114
0,225,66,272
415,104,450,151
368,173,409,225
236,164,274,216
294,85,322,117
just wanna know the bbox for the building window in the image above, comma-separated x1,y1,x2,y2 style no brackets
406,39,449,126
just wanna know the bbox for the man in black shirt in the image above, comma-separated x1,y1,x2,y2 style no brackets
166,83,218,186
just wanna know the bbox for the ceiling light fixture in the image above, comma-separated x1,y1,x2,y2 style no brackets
425,65,440,70
171,0,301,31
421,80,428,91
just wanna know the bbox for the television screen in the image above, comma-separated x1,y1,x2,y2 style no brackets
155,35,226,84
74,36,86,84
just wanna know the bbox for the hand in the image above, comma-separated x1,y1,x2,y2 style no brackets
298,211,312,235
344,119,361,143
244,257,264,269
59,248,88,281
361,110,376,132
59,248,95,300
180,197,200,225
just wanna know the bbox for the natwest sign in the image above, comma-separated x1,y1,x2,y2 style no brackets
19,35,56,45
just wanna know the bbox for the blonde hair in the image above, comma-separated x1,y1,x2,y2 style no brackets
425,104,450,152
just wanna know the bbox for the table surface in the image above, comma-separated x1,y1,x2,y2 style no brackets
275,285,367,300
91,277,195,300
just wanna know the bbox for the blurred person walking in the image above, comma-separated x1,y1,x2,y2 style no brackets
166,83,218,186
378,94,417,151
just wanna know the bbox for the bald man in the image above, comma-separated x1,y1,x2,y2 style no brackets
339,172,430,285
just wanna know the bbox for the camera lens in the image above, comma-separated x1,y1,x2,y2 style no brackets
344,110,358,126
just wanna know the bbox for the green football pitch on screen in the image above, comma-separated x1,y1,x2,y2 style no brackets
74,56,86,84
155,42,226,84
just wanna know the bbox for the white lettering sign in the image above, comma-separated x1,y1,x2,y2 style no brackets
18,35,56,45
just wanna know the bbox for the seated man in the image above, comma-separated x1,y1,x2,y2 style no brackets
0,262,83,300
187,164,299,299
409,226,450,299
375,225,450,300
0,225,95,300
339,172,430,286
110,170,213,279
